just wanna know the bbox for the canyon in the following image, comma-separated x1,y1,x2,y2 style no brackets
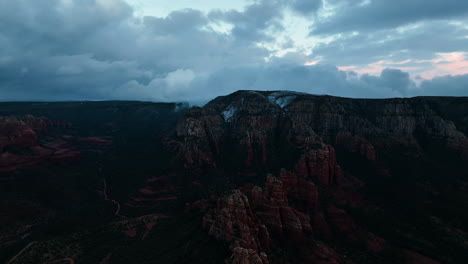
1,91,467,263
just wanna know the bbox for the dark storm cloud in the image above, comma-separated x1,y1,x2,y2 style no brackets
0,0,132,50
209,0,284,42
208,0,323,42
124,64,420,103
419,74,468,96
0,0,270,101
360,69,414,95
313,0,468,34
0,0,467,102
0,0,138,100
307,1,468,81
287,0,323,15
186,65,467,101
143,9,208,35
312,21,468,66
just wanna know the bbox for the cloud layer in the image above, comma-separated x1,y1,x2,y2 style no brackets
0,0,467,102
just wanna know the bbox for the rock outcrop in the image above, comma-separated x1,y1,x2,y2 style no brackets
0,115,112,172
175,91,467,264
198,168,385,263
0,116,45,152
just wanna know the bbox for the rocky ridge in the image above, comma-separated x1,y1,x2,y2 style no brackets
176,91,468,263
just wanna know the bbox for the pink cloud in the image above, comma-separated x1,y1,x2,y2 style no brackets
304,60,320,66
418,52,468,79
338,65,357,71
338,60,420,75
338,54,468,80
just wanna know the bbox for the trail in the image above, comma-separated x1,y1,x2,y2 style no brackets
103,178,124,218
98,162,124,218
6,242,37,264
142,222,157,240
99,253,112,264
98,164,175,226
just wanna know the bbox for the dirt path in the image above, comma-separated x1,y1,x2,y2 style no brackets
103,179,123,217
6,241,37,264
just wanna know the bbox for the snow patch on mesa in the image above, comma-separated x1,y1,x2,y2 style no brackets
268,91,298,108
222,105,237,122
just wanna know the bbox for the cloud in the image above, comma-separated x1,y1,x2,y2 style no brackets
0,0,132,40
285,0,323,16
143,9,207,35
0,0,271,101
209,0,284,42
360,68,415,95
0,0,467,102
117,64,419,103
115,69,196,102
313,0,468,34
418,74,468,96
311,21,468,76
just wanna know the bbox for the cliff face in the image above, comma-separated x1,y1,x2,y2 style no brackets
176,91,468,264
175,91,468,170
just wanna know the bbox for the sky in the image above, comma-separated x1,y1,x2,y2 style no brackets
1,0,468,102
